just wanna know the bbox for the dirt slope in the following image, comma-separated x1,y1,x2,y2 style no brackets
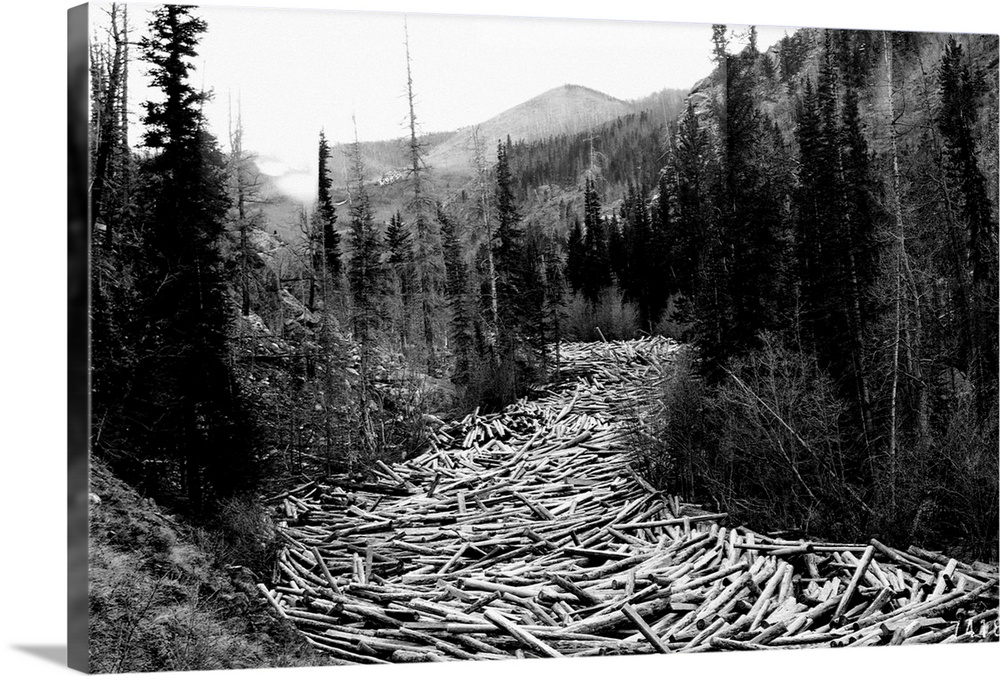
87,459,331,673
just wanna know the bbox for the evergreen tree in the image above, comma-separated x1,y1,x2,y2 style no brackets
90,4,138,462
580,177,612,303
438,206,475,387
695,48,789,376
793,37,882,448
669,100,712,306
129,5,254,509
346,136,385,466
347,147,384,352
618,183,664,331
386,210,416,346
837,84,881,443
564,218,586,293
541,235,566,370
403,20,441,365
315,130,342,281
519,224,548,363
938,37,999,416
607,214,627,284
493,140,525,335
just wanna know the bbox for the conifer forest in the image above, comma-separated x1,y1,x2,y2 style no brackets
84,4,998,671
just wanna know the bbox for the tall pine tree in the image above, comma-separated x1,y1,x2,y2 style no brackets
938,37,999,417
315,130,342,282
128,5,255,509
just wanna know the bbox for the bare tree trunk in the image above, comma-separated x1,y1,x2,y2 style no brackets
229,102,252,317
404,20,436,366
844,248,874,450
473,128,500,361
884,31,904,511
92,3,129,250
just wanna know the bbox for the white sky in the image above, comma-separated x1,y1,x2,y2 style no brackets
97,1,798,199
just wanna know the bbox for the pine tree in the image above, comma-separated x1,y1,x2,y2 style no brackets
386,210,416,347
129,5,255,509
541,235,566,372
618,183,664,331
938,37,999,417
493,140,525,335
315,130,342,282
347,144,384,354
346,134,385,468
402,20,441,365
564,218,586,293
472,128,501,357
793,36,882,450
699,49,789,374
669,100,712,305
837,84,880,445
90,4,138,460
607,214,627,285
227,101,266,319
580,177,612,304
438,206,475,387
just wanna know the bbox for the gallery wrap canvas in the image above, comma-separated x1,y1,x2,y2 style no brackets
65,1,998,674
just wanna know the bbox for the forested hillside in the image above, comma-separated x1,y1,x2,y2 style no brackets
90,4,579,517
608,27,998,558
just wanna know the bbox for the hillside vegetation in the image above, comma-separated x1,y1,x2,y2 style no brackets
619,27,999,558
88,459,331,672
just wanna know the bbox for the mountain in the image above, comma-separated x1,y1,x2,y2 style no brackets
425,84,636,180
262,83,661,231
326,84,639,189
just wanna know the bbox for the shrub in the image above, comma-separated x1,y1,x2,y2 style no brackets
879,396,999,560
652,294,693,341
635,335,864,540
634,335,999,556
629,349,709,499
563,287,639,342
196,496,277,576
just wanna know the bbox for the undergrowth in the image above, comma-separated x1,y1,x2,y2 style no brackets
630,336,999,561
88,460,329,673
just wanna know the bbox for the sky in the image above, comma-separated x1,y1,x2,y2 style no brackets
97,2,798,200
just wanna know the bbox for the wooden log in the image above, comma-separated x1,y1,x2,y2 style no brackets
616,513,729,530
709,637,770,651
691,618,733,650
619,604,671,653
397,627,480,660
671,562,750,593
548,573,604,606
391,649,452,663
483,609,563,658
459,578,543,598
310,546,341,594
257,583,288,619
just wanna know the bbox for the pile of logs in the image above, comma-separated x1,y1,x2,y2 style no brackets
261,336,998,664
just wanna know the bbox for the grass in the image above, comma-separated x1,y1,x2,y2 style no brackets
88,459,330,673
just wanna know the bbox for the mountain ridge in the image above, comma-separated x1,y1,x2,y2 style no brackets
424,83,637,180
259,82,670,239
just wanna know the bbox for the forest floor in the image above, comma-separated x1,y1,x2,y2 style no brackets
262,337,999,662
87,459,337,672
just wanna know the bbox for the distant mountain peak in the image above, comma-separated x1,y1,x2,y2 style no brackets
427,83,635,169
543,83,626,103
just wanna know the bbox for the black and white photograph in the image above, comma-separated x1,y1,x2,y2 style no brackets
15,1,1000,674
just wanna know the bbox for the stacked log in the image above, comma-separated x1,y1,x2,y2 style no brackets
262,336,999,663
